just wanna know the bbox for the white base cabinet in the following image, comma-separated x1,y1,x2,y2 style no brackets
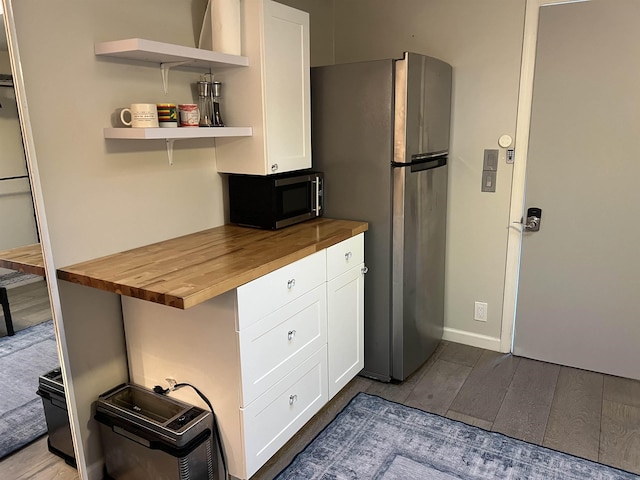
326,235,366,399
122,234,364,479
327,265,365,399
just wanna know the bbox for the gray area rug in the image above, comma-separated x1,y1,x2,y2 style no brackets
276,392,639,479
0,271,42,288
0,320,59,459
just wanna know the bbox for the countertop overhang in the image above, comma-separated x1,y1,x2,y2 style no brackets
0,244,46,277
56,218,368,309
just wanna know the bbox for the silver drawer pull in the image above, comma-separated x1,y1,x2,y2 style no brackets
289,394,298,405
345,251,353,261
287,278,296,289
287,330,296,341
271,163,279,172
361,266,369,275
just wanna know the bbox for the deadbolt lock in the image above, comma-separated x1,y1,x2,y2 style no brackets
523,207,542,232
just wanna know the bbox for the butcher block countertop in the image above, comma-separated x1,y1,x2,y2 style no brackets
0,244,46,277
56,218,368,309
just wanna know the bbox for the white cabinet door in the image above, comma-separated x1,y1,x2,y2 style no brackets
215,0,310,175
327,264,365,399
262,0,310,174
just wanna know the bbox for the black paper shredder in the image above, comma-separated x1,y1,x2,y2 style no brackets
37,367,76,467
95,383,216,480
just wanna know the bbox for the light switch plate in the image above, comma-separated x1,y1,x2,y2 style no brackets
482,171,496,192
483,149,499,171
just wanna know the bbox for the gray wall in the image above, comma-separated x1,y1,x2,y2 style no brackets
277,0,335,66
330,0,526,348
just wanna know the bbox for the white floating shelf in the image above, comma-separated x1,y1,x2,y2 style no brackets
104,127,253,140
95,38,249,69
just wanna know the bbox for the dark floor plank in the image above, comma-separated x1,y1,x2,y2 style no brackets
492,358,560,444
599,400,640,474
448,350,520,423
446,410,493,430
365,341,446,404
404,359,472,415
604,375,640,408
542,366,603,461
0,437,78,480
438,342,484,367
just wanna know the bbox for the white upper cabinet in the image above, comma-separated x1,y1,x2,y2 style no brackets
215,0,311,175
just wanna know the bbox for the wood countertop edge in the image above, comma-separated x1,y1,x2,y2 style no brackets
0,260,46,277
56,220,368,310
0,244,46,277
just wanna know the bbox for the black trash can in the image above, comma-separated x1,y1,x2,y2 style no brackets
95,383,216,480
36,367,76,467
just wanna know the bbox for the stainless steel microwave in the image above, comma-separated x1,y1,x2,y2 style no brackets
228,171,324,229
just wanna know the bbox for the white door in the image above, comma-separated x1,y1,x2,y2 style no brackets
511,0,640,380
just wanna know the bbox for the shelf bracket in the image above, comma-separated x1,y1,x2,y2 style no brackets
166,139,175,165
160,61,191,94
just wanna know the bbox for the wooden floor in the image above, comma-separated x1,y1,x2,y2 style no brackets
0,280,52,336
254,341,640,479
3,341,639,479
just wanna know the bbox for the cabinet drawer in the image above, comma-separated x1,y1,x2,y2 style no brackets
238,284,327,406
237,250,326,329
241,346,327,478
326,233,364,281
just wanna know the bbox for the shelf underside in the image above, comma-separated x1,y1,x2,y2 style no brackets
94,38,249,70
104,127,252,139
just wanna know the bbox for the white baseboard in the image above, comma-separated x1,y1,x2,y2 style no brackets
442,327,501,352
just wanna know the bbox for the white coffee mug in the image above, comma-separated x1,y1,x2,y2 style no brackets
120,103,159,128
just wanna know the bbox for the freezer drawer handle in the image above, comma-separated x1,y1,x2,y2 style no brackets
344,251,353,261
287,279,296,289
410,150,448,161
289,394,298,405
392,152,448,171
287,330,296,341
361,266,369,275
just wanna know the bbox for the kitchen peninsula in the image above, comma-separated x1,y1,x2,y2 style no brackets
57,218,368,479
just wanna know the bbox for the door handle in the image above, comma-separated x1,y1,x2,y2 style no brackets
524,207,542,232
510,207,542,232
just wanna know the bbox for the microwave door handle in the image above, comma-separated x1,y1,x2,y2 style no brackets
312,176,321,216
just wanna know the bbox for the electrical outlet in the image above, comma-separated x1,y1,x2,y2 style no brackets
474,301,488,322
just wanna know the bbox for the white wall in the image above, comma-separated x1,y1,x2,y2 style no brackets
10,0,222,477
0,50,38,250
15,1,222,265
331,0,526,349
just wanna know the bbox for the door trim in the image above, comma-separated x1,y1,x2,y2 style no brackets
500,0,590,353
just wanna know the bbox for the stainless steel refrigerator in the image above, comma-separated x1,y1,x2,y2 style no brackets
311,52,452,382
